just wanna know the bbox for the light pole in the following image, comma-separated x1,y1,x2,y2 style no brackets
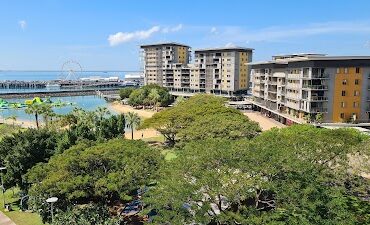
46,197,58,223
0,167,6,209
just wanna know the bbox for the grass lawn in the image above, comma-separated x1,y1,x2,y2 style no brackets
0,188,44,225
142,135,166,143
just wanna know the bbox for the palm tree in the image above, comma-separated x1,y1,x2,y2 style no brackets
148,89,161,111
6,115,17,127
40,104,54,128
125,112,141,140
25,104,42,129
95,107,110,122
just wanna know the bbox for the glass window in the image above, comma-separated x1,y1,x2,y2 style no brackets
340,113,345,119
341,91,346,96
342,79,347,85
344,68,348,74
356,67,360,73
355,79,360,85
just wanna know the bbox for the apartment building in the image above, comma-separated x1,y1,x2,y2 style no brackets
140,42,191,85
141,43,253,95
250,54,370,123
190,47,253,95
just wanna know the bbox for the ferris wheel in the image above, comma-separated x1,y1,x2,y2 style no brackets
59,60,83,80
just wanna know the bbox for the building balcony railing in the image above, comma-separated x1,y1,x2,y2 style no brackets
285,95,300,101
309,107,328,113
286,84,301,90
268,89,277,93
268,81,278,85
305,96,328,101
287,74,301,80
302,84,328,90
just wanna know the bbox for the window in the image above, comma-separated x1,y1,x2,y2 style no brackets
342,79,347,85
353,102,359,108
337,68,340,73
354,90,360,96
341,102,346,108
340,113,345,119
344,68,348,74
355,79,360,85
356,67,360,73
341,90,346,96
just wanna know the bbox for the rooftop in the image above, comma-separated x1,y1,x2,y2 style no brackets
140,42,190,48
195,46,254,53
249,54,370,66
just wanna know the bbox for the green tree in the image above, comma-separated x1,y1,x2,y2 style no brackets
40,104,54,128
119,87,135,99
142,94,260,146
26,139,162,223
315,112,324,123
144,125,369,224
125,112,141,140
95,106,110,122
6,115,17,127
25,104,43,129
148,88,161,111
174,96,186,106
0,129,59,190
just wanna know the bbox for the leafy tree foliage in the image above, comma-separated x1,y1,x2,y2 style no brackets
119,87,136,99
144,125,370,224
0,129,59,190
141,94,261,146
125,112,141,140
52,204,120,225
26,139,162,222
128,84,173,108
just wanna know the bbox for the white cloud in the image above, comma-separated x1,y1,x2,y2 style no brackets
210,27,217,34
162,24,183,33
108,26,160,46
18,20,27,30
225,42,236,47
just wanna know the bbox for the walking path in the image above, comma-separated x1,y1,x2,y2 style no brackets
0,211,16,225
244,111,286,131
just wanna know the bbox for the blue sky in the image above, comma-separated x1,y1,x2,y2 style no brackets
1,0,370,70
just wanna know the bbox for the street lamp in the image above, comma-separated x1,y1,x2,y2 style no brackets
46,197,58,223
0,167,6,209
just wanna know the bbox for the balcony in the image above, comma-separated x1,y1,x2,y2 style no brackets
307,96,328,101
311,73,330,79
287,74,301,80
302,84,328,90
268,81,278,85
309,107,328,113
286,84,300,90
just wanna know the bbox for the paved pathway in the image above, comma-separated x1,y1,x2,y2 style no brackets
244,111,286,131
0,211,15,225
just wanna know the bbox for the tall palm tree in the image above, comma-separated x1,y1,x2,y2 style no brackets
25,104,42,129
148,89,161,111
40,104,54,129
125,112,141,140
6,115,17,127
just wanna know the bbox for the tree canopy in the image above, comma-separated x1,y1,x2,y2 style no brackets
26,139,163,222
119,87,135,99
128,84,173,108
143,125,370,224
141,94,261,146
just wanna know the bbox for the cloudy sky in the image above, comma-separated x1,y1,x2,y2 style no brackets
1,0,370,70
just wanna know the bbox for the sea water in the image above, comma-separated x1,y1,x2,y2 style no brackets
0,95,114,122
0,71,126,122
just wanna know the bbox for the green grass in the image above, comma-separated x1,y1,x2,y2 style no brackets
161,149,178,161
142,135,166,143
0,188,44,225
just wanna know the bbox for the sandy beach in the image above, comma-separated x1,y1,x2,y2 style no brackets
0,117,37,129
244,111,286,131
108,102,156,118
108,102,161,140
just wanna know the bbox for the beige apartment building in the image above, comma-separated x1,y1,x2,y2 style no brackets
250,54,370,123
140,43,253,95
140,42,191,86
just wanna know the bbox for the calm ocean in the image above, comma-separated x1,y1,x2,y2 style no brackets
0,71,126,121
